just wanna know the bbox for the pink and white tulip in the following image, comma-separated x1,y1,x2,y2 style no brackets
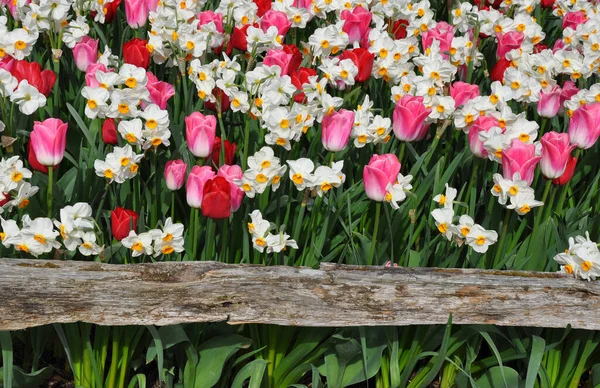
186,112,217,158
537,85,562,118
164,160,187,191
72,36,98,72
450,81,480,107
186,166,215,208
217,165,244,211
540,132,576,179
321,109,354,152
502,140,541,185
392,95,432,142
30,118,68,166
340,6,372,45
569,103,600,149
124,0,148,28
363,154,401,202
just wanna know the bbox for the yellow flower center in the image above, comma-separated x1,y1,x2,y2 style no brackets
87,100,98,109
104,169,114,179
131,242,144,252
126,77,137,88
509,186,519,196
146,119,157,129
292,173,304,184
162,246,175,254
11,171,22,182
14,40,26,50
519,204,531,214
438,194,446,205
321,182,332,192
438,223,448,234
120,157,130,166
34,234,46,245
256,174,267,183
255,237,266,247
582,261,592,271
461,227,470,237
125,133,137,143
118,103,130,114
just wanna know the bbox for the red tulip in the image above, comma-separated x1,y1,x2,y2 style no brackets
392,19,409,39
291,67,317,102
201,177,231,219
123,38,151,69
338,48,374,83
104,0,121,22
204,88,230,113
490,57,511,82
552,156,577,185
230,24,255,52
254,0,271,17
282,44,302,73
111,207,139,241
209,137,236,166
102,118,119,145
11,60,56,97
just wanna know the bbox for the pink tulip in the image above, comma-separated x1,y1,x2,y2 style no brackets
496,31,525,59
537,85,562,118
560,81,579,110
263,49,293,75
124,0,148,28
569,103,600,149
450,81,480,107
146,0,158,12
164,160,187,190
197,11,224,33
30,118,68,166
540,132,576,179
186,165,215,208
341,6,372,45
72,36,98,72
186,112,217,158
363,154,401,202
260,10,292,36
422,21,454,55
292,0,311,9
468,116,498,159
563,11,587,30
146,72,175,109
217,164,244,211
502,140,541,185
392,95,432,142
85,63,108,88
321,109,354,152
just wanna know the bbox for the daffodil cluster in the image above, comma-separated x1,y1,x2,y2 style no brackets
248,210,297,253
491,173,544,215
431,184,499,253
554,233,600,281
0,156,38,214
121,218,185,258
286,158,346,197
234,146,286,198
94,145,144,184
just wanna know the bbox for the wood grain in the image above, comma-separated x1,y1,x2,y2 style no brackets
0,259,597,331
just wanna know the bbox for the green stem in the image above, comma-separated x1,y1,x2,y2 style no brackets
533,180,553,232
242,119,251,170
398,142,406,162
368,202,382,266
491,209,511,269
106,328,120,388
151,152,159,228
117,333,131,388
171,191,175,221
47,167,54,216
217,111,227,166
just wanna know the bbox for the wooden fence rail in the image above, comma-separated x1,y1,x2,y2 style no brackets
0,259,598,331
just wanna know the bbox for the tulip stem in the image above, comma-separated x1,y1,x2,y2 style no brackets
368,202,381,266
398,142,406,162
171,192,175,221
189,208,198,260
151,152,158,228
47,167,53,216
217,112,226,166
242,119,250,170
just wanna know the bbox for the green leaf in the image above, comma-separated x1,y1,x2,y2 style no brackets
127,373,147,388
525,335,545,388
231,359,268,388
146,326,164,386
476,366,523,388
0,332,13,388
194,334,252,388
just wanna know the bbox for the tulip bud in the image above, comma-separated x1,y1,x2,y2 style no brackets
186,112,217,158
186,165,215,208
164,160,187,191
363,154,401,202
392,95,431,142
540,132,576,179
30,118,68,166
321,109,354,152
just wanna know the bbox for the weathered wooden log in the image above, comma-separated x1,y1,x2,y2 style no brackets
0,258,597,331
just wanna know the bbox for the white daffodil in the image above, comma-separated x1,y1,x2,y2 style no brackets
431,207,454,241
433,184,457,209
466,224,498,253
